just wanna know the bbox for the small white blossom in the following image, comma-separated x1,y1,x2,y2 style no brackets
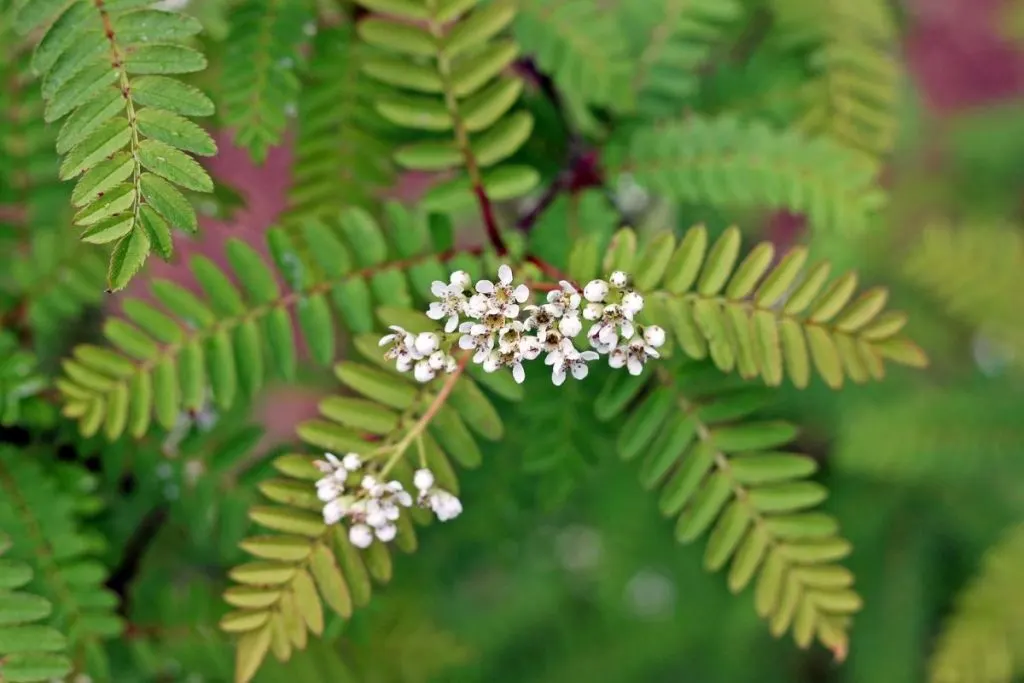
582,302,605,321
558,314,582,337
545,341,599,386
621,291,644,316
426,280,467,333
413,468,463,521
428,490,463,521
643,325,666,348
519,335,543,360
523,304,558,332
609,338,660,376
449,270,472,291
609,271,628,288
497,320,526,352
475,264,530,318
379,325,418,371
413,359,435,383
414,468,435,492
546,281,582,317
583,279,609,303
414,331,440,356
375,523,398,542
349,523,374,548
457,321,494,363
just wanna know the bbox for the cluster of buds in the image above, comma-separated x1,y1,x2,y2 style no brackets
379,264,666,384
314,452,462,548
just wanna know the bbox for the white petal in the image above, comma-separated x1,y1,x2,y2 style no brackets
349,524,374,548
458,335,476,350
627,357,643,375
378,333,396,347
571,362,589,380
513,284,530,302
323,499,346,525
580,351,599,361
476,280,495,294
647,347,660,359
342,453,362,471
445,315,460,333
366,509,387,528
552,366,566,386
426,302,446,320
483,355,501,373
621,321,634,340
396,356,413,372
608,352,626,369
431,280,447,297
512,362,525,384
498,264,513,284
396,491,413,507
376,523,397,542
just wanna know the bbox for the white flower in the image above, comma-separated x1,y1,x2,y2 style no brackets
316,477,343,502
379,325,418,369
497,320,526,352
449,270,472,291
643,325,666,348
349,523,374,548
519,335,542,360
621,291,644,316
375,523,397,542
428,490,463,521
413,360,435,383
414,331,439,356
546,281,582,316
457,321,494,364
523,304,558,332
582,302,604,321
466,293,489,318
609,271,628,288
426,280,467,333
483,347,526,383
475,264,530,318
414,468,435,492
427,350,447,370
323,497,351,524
545,341,598,386
558,314,582,337
342,453,362,471
583,279,609,303
609,338,660,376
537,328,564,355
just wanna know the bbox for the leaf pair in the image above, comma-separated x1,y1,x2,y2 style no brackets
22,0,216,290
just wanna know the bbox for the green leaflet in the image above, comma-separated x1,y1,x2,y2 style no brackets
220,331,515,680
55,203,505,439
354,0,539,212
0,454,122,680
603,116,887,234
220,0,314,163
24,0,216,291
571,224,928,390
594,363,859,654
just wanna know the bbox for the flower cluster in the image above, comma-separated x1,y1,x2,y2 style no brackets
315,452,462,548
379,264,665,385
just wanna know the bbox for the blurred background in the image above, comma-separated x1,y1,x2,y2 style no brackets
6,0,1024,680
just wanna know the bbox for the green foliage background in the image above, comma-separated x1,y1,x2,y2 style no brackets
1,0,1023,682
